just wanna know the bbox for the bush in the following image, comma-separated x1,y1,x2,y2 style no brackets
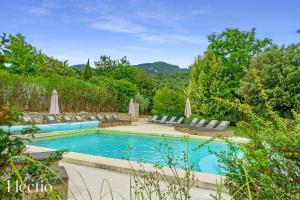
213,97,300,199
152,87,185,116
0,106,65,199
135,93,150,114
187,48,234,121
89,76,137,112
239,44,300,118
0,70,117,112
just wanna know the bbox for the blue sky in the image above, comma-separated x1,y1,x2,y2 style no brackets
1,0,299,67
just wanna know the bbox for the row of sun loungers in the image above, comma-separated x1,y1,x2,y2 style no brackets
149,116,230,132
22,114,125,124
179,118,230,132
149,115,185,124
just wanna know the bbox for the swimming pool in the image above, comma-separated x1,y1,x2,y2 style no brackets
29,131,231,174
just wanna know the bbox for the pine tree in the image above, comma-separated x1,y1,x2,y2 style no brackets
187,47,227,119
83,59,92,80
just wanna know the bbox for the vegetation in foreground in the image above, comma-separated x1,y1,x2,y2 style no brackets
0,106,65,199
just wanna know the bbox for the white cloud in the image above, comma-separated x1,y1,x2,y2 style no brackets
191,8,210,15
89,16,144,34
28,7,50,16
137,33,207,45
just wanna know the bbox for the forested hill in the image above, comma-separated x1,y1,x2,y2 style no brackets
70,64,85,70
133,61,189,75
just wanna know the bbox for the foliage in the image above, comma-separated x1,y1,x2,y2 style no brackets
0,106,65,199
83,59,92,80
2,33,76,76
134,61,189,76
208,28,271,98
89,76,137,112
0,70,117,112
0,33,9,68
95,58,155,112
128,138,194,200
94,55,130,76
239,44,300,118
212,89,300,199
155,72,190,90
134,93,150,114
187,48,231,121
110,65,155,101
152,87,185,116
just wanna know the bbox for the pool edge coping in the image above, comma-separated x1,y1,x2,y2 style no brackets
26,127,249,144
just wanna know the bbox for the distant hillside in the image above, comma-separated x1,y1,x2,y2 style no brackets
134,61,189,75
70,64,85,70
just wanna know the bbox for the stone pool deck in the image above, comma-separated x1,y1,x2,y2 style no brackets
103,121,249,143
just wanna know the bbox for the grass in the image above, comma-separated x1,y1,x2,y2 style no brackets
226,126,247,137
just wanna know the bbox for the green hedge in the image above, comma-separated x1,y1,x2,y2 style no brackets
0,70,119,112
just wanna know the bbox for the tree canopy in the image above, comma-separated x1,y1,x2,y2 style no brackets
152,87,185,116
208,28,272,98
187,47,229,120
239,44,300,118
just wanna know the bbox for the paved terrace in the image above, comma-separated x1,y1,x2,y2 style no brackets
103,121,249,143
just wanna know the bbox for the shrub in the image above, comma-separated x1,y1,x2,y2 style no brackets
0,70,117,112
239,44,300,118
89,76,138,112
187,48,233,122
213,96,300,199
152,87,185,116
0,106,65,199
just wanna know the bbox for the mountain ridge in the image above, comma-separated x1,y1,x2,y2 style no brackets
70,61,189,76
133,61,189,75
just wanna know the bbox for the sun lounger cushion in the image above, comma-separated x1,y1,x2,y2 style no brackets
46,115,57,124
96,115,103,121
202,120,219,130
150,115,158,122
166,116,176,123
169,116,185,124
90,116,96,120
189,118,199,126
112,114,121,121
214,121,230,131
63,116,72,122
74,116,83,122
104,115,113,122
195,119,207,128
23,116,32,123
159,116,168,123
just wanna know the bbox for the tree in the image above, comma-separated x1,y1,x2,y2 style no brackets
94,55,130,76
239,44,300,118
0,33,9,69
187,47,230,120
208,28,271,98
3,34,43,75
152,87,185,116
3,33,76,76
108,64,155,109
83,59,92,80
135,93,150,114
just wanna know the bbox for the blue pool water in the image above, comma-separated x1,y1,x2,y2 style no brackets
29,131,230,174
0,121,99,134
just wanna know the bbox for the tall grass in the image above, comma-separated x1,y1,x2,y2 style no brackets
0,70,118,112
